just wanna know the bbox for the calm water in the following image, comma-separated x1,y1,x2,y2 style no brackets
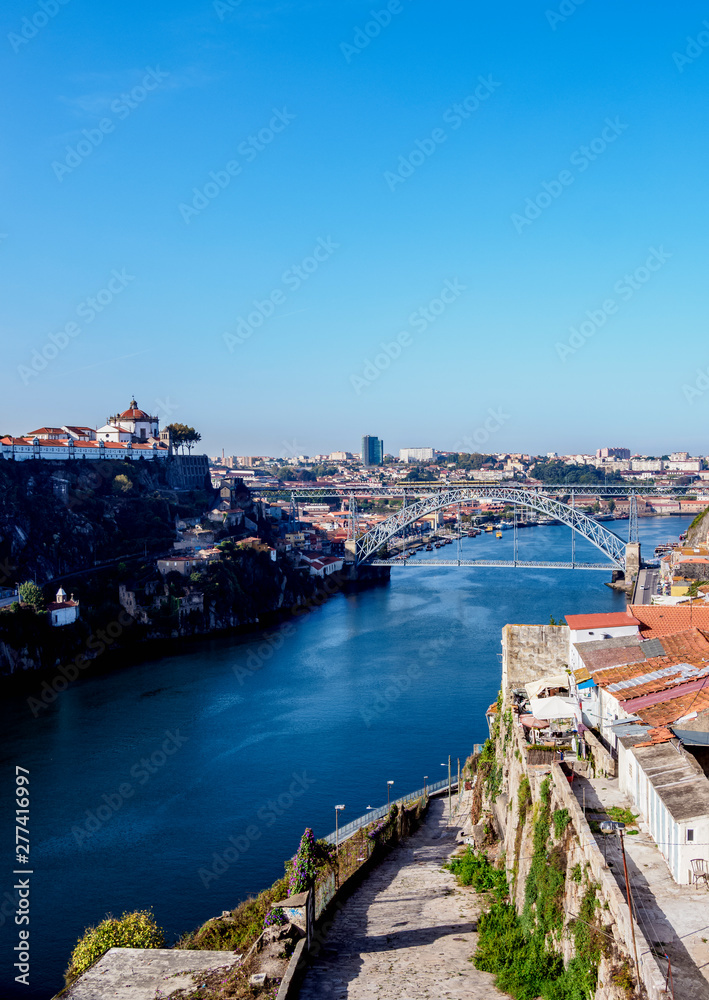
0,515,692,997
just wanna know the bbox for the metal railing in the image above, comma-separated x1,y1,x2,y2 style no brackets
322,777,458,845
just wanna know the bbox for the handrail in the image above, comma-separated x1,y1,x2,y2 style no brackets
321,777,458,844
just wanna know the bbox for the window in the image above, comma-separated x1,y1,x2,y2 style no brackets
687,829,694,842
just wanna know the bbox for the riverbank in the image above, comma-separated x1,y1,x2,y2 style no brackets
1,516,693,999
0,560,390,683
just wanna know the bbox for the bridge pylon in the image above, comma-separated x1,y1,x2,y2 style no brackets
624,541,641,588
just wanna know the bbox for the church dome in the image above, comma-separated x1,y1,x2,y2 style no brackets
119,398,151,420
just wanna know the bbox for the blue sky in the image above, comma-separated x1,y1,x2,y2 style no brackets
2,0,709,458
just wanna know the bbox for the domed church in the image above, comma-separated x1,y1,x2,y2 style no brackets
97,398,162,444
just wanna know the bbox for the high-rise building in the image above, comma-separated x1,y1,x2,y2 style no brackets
361,436,383,467
399,447,436,463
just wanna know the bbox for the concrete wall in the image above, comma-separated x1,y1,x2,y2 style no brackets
501,623,569,695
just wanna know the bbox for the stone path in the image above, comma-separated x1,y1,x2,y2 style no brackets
298,796,506,1000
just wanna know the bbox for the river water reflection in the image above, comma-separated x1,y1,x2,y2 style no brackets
0,515,693,997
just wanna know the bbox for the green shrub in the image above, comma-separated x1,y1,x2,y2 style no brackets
552,808,570,839
606,806,638,827
447,847,507,899
517,775,532,817
180,875,290,954
66,909,164,984
475,904,563,1000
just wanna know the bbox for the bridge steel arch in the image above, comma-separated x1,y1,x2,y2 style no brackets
355,487,627,569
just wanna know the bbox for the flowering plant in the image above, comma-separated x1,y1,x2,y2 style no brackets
289,828,317,894
263,907,287,929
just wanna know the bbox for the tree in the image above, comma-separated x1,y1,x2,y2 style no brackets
18,581,45,610
113,474,133,494
166,423,202,455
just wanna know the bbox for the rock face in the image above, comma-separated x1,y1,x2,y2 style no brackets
0,459,178,585
686,508,709,547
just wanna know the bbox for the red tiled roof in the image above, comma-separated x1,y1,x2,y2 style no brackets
632,688,709,728
565,612,640,629
119,407,151,420
629,605,709,638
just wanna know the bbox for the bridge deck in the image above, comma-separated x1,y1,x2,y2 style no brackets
369,559,615,570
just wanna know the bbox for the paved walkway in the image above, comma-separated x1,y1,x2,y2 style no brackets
574,774,709,1000
298,795,505,1000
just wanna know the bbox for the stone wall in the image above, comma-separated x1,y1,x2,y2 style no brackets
501,623,569,694
485,712,667,1000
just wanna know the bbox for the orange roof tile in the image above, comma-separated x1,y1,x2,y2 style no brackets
632,688,709,728
629,604,709,637
565,612,640,629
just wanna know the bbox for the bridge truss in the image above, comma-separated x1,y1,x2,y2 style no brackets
353,487,629,569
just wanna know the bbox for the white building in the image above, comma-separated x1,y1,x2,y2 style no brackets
399,448,436,463
97,398,162,444
566,612,640,674
618,739,709,885
47,588,80,627
1,398,171,462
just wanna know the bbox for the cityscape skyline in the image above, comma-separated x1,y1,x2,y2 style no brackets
4,0,709,455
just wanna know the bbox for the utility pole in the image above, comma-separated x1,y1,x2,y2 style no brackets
618,828,641,992
448,755,452,824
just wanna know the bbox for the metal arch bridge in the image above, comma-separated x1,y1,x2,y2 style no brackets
354,486,631,571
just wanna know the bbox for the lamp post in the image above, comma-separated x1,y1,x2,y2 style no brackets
601,820,640,991
335,804,345,887
387,780,394,809
424,775,428,797
441,757,451,824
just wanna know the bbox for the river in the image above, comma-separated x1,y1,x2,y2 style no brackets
0,514,693,997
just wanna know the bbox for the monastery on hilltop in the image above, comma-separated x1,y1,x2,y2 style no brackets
1,398,172,462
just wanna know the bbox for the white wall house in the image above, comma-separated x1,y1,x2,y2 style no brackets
566,613,640,674
47,588,79,627
619,739,709,885
1,438,169,462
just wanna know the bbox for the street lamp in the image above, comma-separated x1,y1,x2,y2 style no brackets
424,775,428,797
334,804,345,888
387,780,394,809
441,756,451,823
600,821,639,988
